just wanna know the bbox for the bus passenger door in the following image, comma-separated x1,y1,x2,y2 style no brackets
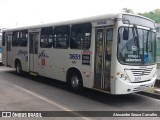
29,33,39,73
95,28,113,90
6,34,12,66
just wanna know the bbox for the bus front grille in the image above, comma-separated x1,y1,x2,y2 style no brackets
131,68,153,76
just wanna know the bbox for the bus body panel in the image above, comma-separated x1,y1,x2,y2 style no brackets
13,47,29,72
37,48,94,88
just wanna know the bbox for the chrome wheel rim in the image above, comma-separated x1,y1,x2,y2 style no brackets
71,75,79,88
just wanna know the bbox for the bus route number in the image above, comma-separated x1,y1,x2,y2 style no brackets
69,54,81,60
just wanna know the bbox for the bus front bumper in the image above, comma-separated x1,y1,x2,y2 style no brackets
112,74,157,95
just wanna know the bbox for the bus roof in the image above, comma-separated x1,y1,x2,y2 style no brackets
3,13,155,32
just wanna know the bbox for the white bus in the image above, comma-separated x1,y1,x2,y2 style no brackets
2,13,157,94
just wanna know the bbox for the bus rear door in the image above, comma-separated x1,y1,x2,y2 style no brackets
6,34,12,66
29,32,39,73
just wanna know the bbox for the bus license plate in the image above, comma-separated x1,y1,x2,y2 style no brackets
138,86,146,91
135,77,141,82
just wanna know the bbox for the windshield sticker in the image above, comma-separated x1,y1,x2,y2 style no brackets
144,54,149,64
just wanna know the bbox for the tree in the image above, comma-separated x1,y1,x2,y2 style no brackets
122,8,134,14
139,9,160,23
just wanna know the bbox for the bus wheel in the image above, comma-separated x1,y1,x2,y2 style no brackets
69,71,83,92
16,61,22,75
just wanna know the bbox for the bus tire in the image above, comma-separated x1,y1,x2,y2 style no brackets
68,71,83,93
16,61,22,75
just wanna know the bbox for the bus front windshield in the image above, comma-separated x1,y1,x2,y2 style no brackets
118,27,156,65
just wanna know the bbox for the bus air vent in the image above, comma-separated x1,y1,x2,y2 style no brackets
131,67,153,76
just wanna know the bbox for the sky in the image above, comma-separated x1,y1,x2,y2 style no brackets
0,0,160,28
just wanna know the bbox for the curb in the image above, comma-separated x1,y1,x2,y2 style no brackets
137,79,160,99
138,91,160,99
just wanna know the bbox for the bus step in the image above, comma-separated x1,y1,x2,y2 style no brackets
30,72,38,76
92,88,111,94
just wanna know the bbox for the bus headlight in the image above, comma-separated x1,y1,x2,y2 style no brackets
116,72,130,82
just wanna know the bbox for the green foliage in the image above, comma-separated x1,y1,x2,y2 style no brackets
122,8,134,14
139,9,160,23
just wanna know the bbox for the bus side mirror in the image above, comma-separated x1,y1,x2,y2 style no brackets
123,28,129,40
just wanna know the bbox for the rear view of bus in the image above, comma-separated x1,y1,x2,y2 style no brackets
111,14,157,94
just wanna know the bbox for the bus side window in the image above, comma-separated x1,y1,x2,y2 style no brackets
40,27,53,48
53,25,70,49
2,32,5,46
70,37,77,49
70,23,91,49
19,30,28,47
12,31,19,46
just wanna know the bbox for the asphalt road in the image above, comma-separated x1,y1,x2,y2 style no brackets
0,66,160,120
